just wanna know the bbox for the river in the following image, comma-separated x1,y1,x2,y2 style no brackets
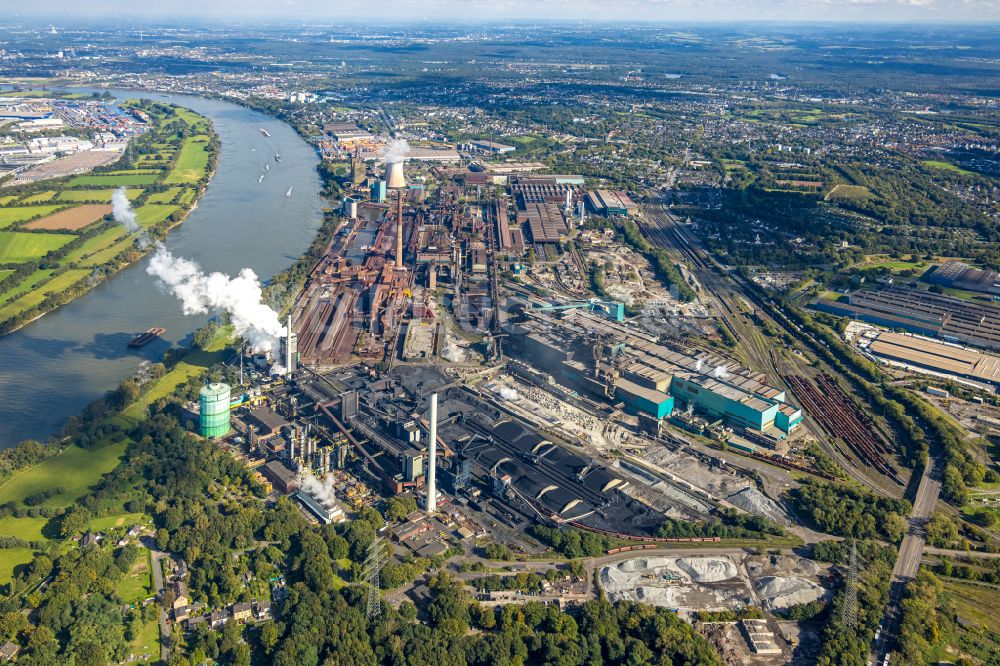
0,89,324,448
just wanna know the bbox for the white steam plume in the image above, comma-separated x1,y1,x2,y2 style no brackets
380,138,410,164
498,387,519,401
298,469,339,510
111,187,139,233
146,245,286,353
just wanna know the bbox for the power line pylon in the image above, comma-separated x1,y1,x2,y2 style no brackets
841,541,859,631
364,536,387,622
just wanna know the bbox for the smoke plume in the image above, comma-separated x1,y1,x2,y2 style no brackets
146,245,286,353
498,387,519,401
380,138,410,164
111,187,139,233
298,469,339,510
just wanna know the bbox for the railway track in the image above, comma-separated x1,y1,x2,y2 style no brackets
783,373,904,485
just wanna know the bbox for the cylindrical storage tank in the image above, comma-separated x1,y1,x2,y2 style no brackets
199,382,231,439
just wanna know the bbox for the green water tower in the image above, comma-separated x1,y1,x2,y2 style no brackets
199,382,231,439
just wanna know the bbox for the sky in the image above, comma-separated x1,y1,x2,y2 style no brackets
15,0,1000,22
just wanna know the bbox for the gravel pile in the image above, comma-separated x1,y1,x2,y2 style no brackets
675,557,739,583
754,576,825,609
727,487,789,526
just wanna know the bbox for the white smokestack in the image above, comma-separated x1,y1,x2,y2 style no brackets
146,245,287,354
286,314,293,377
427,393,437,514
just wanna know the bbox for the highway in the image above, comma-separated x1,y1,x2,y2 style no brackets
872,457,942,664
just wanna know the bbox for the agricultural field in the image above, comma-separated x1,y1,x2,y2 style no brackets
20,191,57,203
0,204,66,228
0,269,55,305
0,230,75,262
0,269,91,319
81,235,139,267
164,135,212,184
0,100,215,332
22,203,111,230
55,188,143,203
147,186,195,204
66,172,160,187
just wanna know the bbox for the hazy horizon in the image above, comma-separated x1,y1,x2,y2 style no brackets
9,0,1000,24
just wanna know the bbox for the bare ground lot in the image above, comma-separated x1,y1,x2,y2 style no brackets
23,203,112,230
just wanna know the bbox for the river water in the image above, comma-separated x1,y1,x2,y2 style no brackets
0,90,323,448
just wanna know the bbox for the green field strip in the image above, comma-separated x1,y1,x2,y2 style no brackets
67,173,160,187
164,135,211,184
0,231,76,263
0,269,55,305
135,204,180,228
0,204,67,229
82,235,138,267
0,268,91,318
55,188,143,203
63,226,127,264
20,191,57,204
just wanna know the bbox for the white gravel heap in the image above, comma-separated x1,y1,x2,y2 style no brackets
675,557,739,583
754,576,825,609
727,487,790,526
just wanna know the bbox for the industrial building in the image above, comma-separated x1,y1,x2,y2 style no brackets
860,330,1000,389
926,260,1000,296
814,286,1000,352
519,202,568,244
505,309,802,438
585,189,638,217
294,489,345,524
261,460,298,494
370,180,387,203
465,140,517,155
323,122,375,145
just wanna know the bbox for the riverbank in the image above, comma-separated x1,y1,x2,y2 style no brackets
0,99,219,336
0,89,324,448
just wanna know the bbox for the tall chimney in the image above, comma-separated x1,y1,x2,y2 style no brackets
395,191,404,270
286,314,293,376
427,393,438,513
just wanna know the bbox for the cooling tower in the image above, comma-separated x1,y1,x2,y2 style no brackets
385,161,407,189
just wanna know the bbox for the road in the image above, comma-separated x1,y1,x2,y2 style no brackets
385,546,759,607
142,537,171,663
872,458,942,663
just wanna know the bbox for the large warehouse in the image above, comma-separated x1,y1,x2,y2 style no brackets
814,286,1000,352
861,330,1000,389
506,309,802,438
